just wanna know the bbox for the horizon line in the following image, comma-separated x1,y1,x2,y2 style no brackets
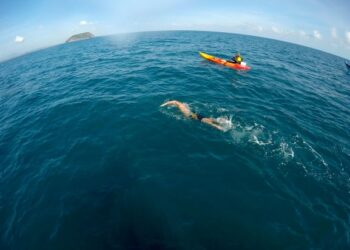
1,29,348,64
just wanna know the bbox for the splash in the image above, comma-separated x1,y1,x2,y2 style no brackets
226,119,296,163
278,141,295,159
215,116,233,132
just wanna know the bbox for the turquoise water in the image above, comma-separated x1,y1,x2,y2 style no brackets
1,31,350,249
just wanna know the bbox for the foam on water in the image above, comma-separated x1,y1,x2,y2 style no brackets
215,116,233,132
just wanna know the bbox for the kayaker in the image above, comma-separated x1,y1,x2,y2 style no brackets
160,100,224,131
230,53,243,64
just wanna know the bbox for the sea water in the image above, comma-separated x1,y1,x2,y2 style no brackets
0,31,350,249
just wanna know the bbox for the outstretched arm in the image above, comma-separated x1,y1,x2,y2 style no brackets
161,100,192,117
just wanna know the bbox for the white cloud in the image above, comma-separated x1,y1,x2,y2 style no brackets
14,36,24,43
79,20,94,26
331,28,337,39
313,30,321,40
346,31,350,44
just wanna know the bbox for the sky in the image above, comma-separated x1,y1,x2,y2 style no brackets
1,0,350,61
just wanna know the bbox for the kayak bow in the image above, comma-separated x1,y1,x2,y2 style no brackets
199,51,251,71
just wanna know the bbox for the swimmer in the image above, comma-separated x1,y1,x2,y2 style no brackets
160,100,224,131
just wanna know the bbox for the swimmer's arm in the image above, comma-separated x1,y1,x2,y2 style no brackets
161,100,192,117
201,118,225,131
160,100,180,107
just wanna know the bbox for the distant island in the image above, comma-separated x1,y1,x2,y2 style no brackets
65,32,95,43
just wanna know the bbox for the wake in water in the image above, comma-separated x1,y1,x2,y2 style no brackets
160,100,296,168
223,116,336,183
160,99,330,180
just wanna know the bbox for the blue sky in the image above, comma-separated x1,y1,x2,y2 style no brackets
1,0,350,61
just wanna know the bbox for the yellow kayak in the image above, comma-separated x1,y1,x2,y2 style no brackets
199,52,251,71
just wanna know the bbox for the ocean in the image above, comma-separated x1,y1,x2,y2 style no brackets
0,31,350,249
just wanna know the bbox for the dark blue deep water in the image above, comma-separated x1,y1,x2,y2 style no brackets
1,31,350,249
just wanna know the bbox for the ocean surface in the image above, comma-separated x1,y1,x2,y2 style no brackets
1,31,350,249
